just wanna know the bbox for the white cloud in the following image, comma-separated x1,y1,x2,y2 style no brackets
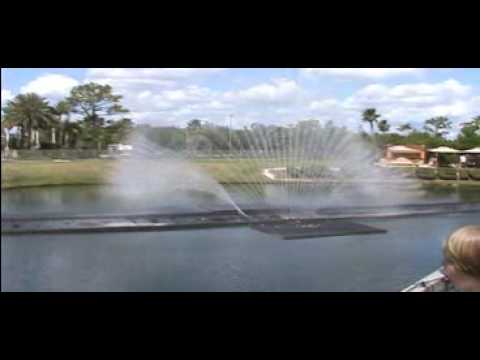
470,96,480,115
301,68,423,79
129,85,224,111
308,79,478,134
13,68,474,132
86,68,226,91
309,99,340,110
1,89,14,105
224,78,302,104
110,77,303,123
344,79,472,113
87,73,479,131
87,68,226,80
82,68,231,126
20,74,79,101
87,75,305,127
429,101,471,118
120,84,234,127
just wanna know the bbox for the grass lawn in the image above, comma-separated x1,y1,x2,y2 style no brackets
2,158,480,189
1,158,271,189
1,159,117,189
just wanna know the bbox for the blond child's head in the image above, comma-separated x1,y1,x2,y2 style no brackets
442,225,480,292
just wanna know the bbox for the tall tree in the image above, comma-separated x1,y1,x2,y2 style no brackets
361,108,381,134
187,119,203,130
53,100,73,148
104,118,134,145
62,121,82,149
456,116,480,149
460,116,480,135
2,93,54,149
67,83,129,150
397,123,413,133
423,116,452,138
377,119,390,133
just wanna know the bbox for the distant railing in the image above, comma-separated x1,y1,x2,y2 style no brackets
1,149,101,160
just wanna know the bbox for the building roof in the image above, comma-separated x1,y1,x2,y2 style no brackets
387,145,422,153
462,147,480,154
428,146,459,153
389,157,415,164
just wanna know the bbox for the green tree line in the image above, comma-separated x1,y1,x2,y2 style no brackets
360,108,480,150
1,83,133,150
138,111,479,152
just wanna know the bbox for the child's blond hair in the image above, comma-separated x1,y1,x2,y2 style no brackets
443,225,480,277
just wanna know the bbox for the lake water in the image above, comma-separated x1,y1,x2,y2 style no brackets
2,184,480,291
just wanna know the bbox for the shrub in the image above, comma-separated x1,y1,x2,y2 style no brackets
388,167,417,178
286,165,338,179
15,149,100,160
415,167,436,180
286,166,301,178
437,168,457,180
437,168,469,180
458,169,470,180
40,142,62,150
469,169,480,181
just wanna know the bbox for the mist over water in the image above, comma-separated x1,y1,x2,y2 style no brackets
108,125,428,216
108,132,247,215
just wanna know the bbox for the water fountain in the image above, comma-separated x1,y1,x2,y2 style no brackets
7,121,479,240
107,131,249,218
106,126,405,238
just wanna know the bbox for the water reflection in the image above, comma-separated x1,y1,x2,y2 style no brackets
2,184,479,217
2,184,479,292
3,213,479,291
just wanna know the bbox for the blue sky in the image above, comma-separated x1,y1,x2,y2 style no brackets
2,68,479,134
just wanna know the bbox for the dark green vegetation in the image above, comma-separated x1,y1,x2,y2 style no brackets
2,84,133,151
415,167,480,181
373,116,480,150
287,164,338,179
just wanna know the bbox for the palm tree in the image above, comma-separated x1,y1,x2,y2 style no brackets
1,119,9,151
362,108,381,134
460,116,480,134
377,119,390,133
1,108,17,150
187,119,203,130
53,100,73,148
63,121,82,148
423,116,452,138
2,93,54,149
397,123,413,134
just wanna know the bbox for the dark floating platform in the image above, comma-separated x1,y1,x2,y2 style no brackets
2,202,479,239
251,219,386,240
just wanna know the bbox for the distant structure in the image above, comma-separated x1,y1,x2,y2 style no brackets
105,143,133,158
381,144,426,167
460,147,480,168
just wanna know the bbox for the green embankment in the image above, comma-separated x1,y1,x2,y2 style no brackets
1,160,117,189
1,159,269,189
2,159,480,189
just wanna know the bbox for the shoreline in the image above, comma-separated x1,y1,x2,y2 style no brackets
2,179,480,190
2,159,480,190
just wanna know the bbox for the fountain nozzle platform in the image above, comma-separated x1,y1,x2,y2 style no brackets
2,202,479,239
251,219,386,239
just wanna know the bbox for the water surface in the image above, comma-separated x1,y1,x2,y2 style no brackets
2,184,479,291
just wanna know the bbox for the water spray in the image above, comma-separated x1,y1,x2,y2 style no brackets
231,202,251,220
